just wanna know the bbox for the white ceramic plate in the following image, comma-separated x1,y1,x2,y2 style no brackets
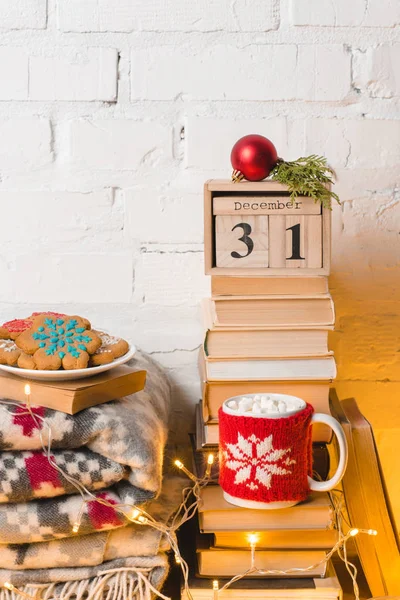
0,341,136,381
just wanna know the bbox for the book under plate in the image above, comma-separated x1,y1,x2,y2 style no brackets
0,366,146,414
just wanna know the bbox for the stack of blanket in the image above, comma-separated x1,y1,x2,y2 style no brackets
0,351,174,600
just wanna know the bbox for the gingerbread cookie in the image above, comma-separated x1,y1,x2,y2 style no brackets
17,353,37,370
0,339,21,366
1,319,33,340
89,331,129,366
16,315,101,371
0,327,10,340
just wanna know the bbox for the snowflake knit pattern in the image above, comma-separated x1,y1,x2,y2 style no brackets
218,403,314,504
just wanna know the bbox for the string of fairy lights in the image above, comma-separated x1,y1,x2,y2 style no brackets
0,384,377,600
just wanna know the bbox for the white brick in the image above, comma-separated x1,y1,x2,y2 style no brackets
0,48,28,100
362,0,400,26
0,190,123,246
291,0,400,27
133,252,209,306
353,45,400,99
344,192,400,237
296,45,351,101
186,117,288,170
0,118,52,170
292,118,400,169
69,120,172,170
125,188,203,244
133,305,202,353
131,44,350,101
29,48,118,102
13,254,133,303
0,0,46,29
58,0,278,32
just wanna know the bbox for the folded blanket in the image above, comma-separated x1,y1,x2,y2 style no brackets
0,555,169,600
0,351,171,544
0,477,183,570
0,480,146,544
0,448,127,503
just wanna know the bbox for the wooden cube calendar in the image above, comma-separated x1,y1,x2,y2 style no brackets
204,180,331,276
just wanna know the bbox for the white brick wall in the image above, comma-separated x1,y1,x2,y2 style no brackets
0,118,52,169
131,44,351,101
0,1,399,460
0,0,47,30
58,0,279,32
0,47,118,101
290,0,400,27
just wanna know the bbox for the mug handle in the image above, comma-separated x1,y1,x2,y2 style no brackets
308,413,348,492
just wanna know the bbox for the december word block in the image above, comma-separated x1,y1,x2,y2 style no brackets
204,180,331,276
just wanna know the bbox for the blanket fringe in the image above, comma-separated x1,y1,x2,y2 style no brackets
0,568,170,600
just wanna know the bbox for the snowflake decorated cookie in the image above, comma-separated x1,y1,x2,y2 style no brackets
16,315,101,370
89,331,129,366
0,339,21,366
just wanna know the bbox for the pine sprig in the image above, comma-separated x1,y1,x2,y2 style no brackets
270,155,340,209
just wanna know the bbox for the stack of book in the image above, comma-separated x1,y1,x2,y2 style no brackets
189,275,342,598
198,275,336,450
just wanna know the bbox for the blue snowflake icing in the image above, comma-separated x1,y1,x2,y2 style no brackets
32,318,92,360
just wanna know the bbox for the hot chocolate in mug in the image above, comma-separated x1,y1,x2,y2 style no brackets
218,393,348,509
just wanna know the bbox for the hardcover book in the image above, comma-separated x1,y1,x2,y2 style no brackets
0,366,146,414
211,276,329,297
199,486,333,533
206,295,335,328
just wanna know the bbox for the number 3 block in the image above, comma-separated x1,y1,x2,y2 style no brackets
215,215,269,268
204,180,331,275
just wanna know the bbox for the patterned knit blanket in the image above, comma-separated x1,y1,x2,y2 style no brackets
0,448,126,503
0,351,170,544
0,476,183,570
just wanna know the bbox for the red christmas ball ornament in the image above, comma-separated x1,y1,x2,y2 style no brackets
231,134,278,182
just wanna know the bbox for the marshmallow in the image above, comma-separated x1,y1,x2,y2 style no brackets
227,400,238,410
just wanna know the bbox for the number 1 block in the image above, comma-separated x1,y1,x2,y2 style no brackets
215,215,269,268
269,215,322,268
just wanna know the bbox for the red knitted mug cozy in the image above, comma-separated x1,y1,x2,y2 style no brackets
218,403,314,504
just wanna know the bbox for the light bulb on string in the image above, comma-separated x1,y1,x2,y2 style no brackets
72,522,80,534
349,528,359,537
248,533,258,547
129,509,141,522
174,458,197,482
206,453,214,477
24,384,31,409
